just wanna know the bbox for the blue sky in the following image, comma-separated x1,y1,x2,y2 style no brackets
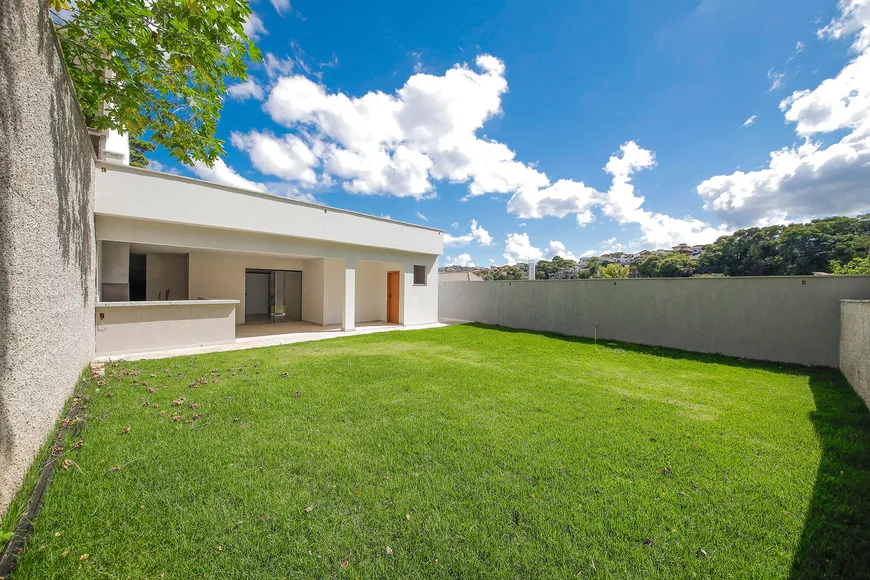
150,0,870,267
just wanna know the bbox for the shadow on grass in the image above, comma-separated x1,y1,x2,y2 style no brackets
462,323,870,577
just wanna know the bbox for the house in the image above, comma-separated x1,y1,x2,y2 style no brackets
690,244,706,258
94,162,443,356
439,271,484,282
672,243,692,255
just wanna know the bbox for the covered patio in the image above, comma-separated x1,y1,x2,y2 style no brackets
92,163,442,358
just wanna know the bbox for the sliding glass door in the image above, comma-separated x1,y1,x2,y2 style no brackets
269,270,302,322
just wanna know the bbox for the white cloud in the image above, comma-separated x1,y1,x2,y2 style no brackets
451,222,459,228
242,12,267,41
768,67,786,91
697,0,870,228
271,0,291,15
576,209,595,227
443,219,493,246
503,233,543,264
580,250,596,258
416,211,429,221
192,158,267,192
742,115,757,127
264,53,295,79
261,54,549,200
445,253,475,267
547,240,577,260
227,79,264,102
502,234,579,264
230,131,318,184
795,41,805,52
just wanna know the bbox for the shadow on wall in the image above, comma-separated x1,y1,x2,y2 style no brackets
0,0,94,483
464,323,870,577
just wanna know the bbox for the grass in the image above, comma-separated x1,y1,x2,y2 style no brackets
7,324,870,578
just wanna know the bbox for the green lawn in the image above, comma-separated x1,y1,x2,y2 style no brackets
5,324,870,578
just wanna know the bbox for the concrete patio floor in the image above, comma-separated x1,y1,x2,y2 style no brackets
94,321,451,362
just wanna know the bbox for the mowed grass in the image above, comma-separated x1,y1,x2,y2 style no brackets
8,324,870,578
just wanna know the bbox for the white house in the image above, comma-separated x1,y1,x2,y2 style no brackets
94,162,443,356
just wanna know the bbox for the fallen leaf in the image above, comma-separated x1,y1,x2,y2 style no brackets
342,560,349,568
110,465,120,472
293,391,301,398
61,550,69,557
385,546,393,556
697,548,707,558
147,387,158,393
79,553,89,560
172,398,185,406
122,426,130,434
304,506,313,513
54,531,63,537
405,513,411,521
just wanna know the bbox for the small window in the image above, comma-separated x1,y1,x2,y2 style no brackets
413,265,427,285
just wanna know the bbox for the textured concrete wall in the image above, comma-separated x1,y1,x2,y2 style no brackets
0,2,96,514
440,276,870,367
841,300,870,409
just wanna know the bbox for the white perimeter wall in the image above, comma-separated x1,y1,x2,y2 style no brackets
440,276,870,367
841,300,870,409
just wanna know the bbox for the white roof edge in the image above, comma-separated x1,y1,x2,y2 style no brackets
97,161,444,234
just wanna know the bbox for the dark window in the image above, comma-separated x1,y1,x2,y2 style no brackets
413,265,427,285
129,253,146,301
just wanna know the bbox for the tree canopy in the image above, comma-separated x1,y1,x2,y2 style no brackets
51,0,262,166
697,216,870,276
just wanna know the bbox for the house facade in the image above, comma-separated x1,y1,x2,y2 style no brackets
94,162,443,355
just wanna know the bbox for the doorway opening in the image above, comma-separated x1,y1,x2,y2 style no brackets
245,269,302,325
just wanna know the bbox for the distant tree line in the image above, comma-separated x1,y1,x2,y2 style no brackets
439,215,870,280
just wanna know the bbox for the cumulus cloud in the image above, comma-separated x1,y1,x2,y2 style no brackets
192,158,267,192
261,55,549,199
243,12,267,41
230,131,318,184
227,79,264,102
445,253,475,267
503,234,579,264
503,233,543,264
697,0,870,228
443,219,493,246
742,115,757,127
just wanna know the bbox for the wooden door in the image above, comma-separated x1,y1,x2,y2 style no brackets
387,271,400,324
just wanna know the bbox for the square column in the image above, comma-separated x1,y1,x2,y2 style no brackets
342,258,356,331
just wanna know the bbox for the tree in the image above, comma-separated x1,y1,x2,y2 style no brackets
635,253,694,277
535,256,579,279
697,216,870,276
51,0,262,166
600,264,630,278
829,257,870,275
129,135,156,168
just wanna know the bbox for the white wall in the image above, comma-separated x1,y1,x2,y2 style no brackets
188,251,303,324
146,253,187,300
356,261,403,322
302,258,324,324
402,259,439,326
323,258,345,326
96,162,444,255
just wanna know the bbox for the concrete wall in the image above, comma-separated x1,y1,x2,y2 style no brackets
145,253,188,301
188,251,303,324
99,240,129,301
0,3,96,513
841,300,870,408
95,301,237,356
440,276,870,367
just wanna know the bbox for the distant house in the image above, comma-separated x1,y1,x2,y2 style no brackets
439,271,484,282
672,243,692,255
690,245,706,258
